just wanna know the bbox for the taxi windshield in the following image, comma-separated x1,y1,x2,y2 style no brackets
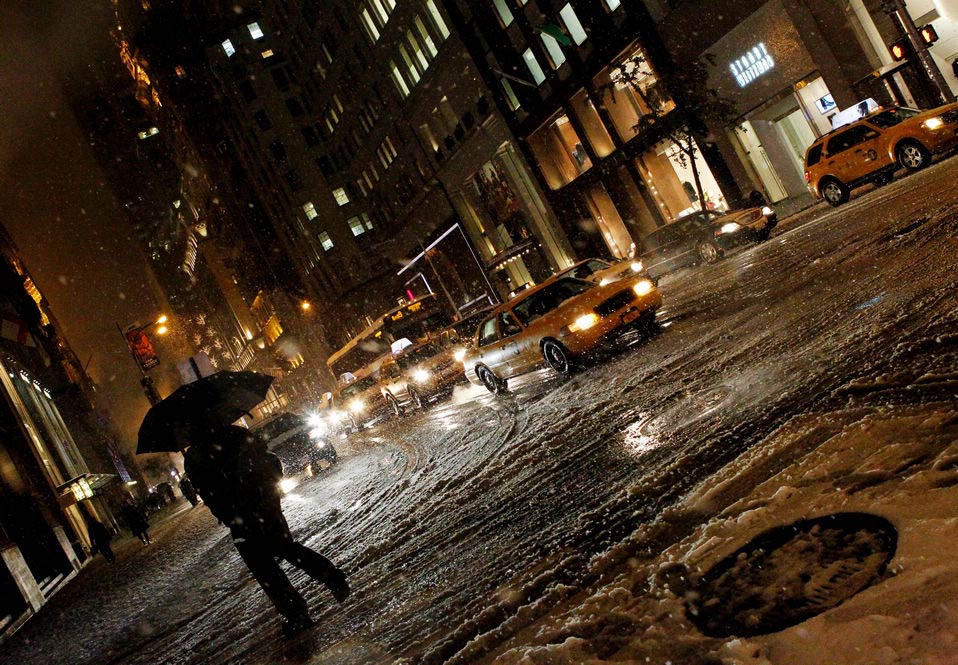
512,278,594,325
868,107,919,128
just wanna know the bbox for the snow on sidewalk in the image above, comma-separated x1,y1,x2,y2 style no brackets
471,402,958,664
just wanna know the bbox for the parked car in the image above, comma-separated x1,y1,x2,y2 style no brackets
340,367,399,428
252,412,337,489
640,206,777,276
379,338,467,409
462,274,662,393
558,257,649,286
804,103,958,206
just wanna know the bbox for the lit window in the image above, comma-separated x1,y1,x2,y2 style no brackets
390,61,410,97
400,45,421,83
362,212,375,230
138,126,159,140
302,202,318,220
248,22,264,39
603,0,621,10
407,31,430,69
261,49,274,59
174,65,187,78
425,0,450,40
415,16,438,57
361,9,381,42
332,188,350,206
348,216,366,236
540,33,567,69
369,0,390,24
559,4,588,45
319,231,334,250
492,0,514,26
222,39,235,57
501,78,521,111
522,48,546,85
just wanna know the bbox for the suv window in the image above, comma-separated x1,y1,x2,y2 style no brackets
478,318,499,347
380,361,402,379
826,125,880,155
868,107,919,128
806,143,824,167
498,311,522,338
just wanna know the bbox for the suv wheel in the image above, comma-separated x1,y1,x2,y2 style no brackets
696,239,721,264
407,386,425,409
897,140,931,171
820,178,849,207
385,392,403,417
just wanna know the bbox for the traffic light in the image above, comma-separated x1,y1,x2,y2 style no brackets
889,38,911,62
918,24,939,46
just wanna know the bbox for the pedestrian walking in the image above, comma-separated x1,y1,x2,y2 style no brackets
84,514,115,563
179,476,200,507
121,500,152,545
183,423,350,636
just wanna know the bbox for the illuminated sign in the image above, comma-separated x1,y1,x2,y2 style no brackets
730,43,775,88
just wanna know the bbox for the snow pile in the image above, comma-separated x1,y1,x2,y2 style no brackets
486,404,958,664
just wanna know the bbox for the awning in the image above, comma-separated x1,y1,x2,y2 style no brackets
486,239,538,272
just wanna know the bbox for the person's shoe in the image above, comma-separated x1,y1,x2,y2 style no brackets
326,569,351,603
281,615,315,637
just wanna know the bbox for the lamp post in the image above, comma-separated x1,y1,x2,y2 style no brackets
118,315,169,406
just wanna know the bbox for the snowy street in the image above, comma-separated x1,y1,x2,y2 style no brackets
7,158,958,664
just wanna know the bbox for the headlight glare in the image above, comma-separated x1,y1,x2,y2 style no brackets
598,278,611,286
412,368,431,383
633,279,654,296
923,116,944,130
453,348,466,363
279,478,298,494
308,427,324,439
348,399,365,414
630,261,643,273
719,222,742,234
569,313,599,333
761,206,774,216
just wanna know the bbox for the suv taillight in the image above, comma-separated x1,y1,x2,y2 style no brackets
803,171,811,183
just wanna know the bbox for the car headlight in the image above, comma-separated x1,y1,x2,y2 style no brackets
453,348,466,363
412,368,431,383
328,409,346,424
719,222,742,234
923,116,944,130
630,261,643,273
348,399,365,414
308,427,325,439
279,478,298,494
598,278,611,286
307,414,324,430
569,313,600,333
633,279,654,296
761,206,774,216
315,440,326,449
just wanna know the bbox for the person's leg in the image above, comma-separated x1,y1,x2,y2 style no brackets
236,539,311,621
278,541,350,602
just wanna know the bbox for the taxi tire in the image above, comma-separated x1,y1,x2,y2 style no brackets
407,386,425,410
820,177,849,207
896,140,930,171
542,339,574,374
477,365,507,394
385,392,404,417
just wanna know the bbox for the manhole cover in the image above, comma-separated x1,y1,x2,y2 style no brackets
687,512,897,637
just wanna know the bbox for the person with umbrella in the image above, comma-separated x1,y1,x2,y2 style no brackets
138,371,350,636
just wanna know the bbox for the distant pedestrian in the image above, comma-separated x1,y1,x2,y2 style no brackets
179,476,200,507
121,500,152,545
183,423,350,636
84,515,115,563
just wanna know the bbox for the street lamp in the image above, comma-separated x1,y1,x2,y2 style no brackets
300,301,312,311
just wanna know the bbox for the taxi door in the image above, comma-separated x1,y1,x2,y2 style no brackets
474,316,515,378
825,125,883,183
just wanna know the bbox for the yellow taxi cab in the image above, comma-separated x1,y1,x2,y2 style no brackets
804,103,958,206
379,337,466,409
339,366,399,428
558,257,649,286
462,274,662,393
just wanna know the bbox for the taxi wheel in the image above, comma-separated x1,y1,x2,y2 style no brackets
897,140,930,171
542,340,574,374
696,240,721,264
477,366,507,394
407,386,425,409
820,178,849,207
385,393,403,417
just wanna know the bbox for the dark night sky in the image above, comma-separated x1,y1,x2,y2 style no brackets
0,1,179,454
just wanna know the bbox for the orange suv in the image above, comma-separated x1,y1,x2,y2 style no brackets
804,103,958,206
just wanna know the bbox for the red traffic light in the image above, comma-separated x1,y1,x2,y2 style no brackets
918,24,939,45
889,38,910,61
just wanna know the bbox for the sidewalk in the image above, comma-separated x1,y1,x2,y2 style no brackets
476,398,958,664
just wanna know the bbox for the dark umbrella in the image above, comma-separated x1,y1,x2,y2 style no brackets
137,371,274,454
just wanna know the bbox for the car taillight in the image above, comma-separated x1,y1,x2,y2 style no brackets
803,171,811,183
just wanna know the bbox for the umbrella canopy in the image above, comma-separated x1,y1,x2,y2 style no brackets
137,371,274,454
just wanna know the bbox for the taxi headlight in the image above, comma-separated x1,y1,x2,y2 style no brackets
315,440,326,449
453,348,466,363
761,206,774,216
307,414,325,430
412,368,431,383
328,409,346,424
630,261,643,273
569,313,599,333
308,427,325,440
598,278,611,286
633,279,654,296
348,399,365,414
923,116,945,130
719,222,742,234
279,478,298,494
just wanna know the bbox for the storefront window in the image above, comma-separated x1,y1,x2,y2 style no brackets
528,113,592,190
593,46,673,142
636,139,727,221
581,183,633,259
570,90,614,158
